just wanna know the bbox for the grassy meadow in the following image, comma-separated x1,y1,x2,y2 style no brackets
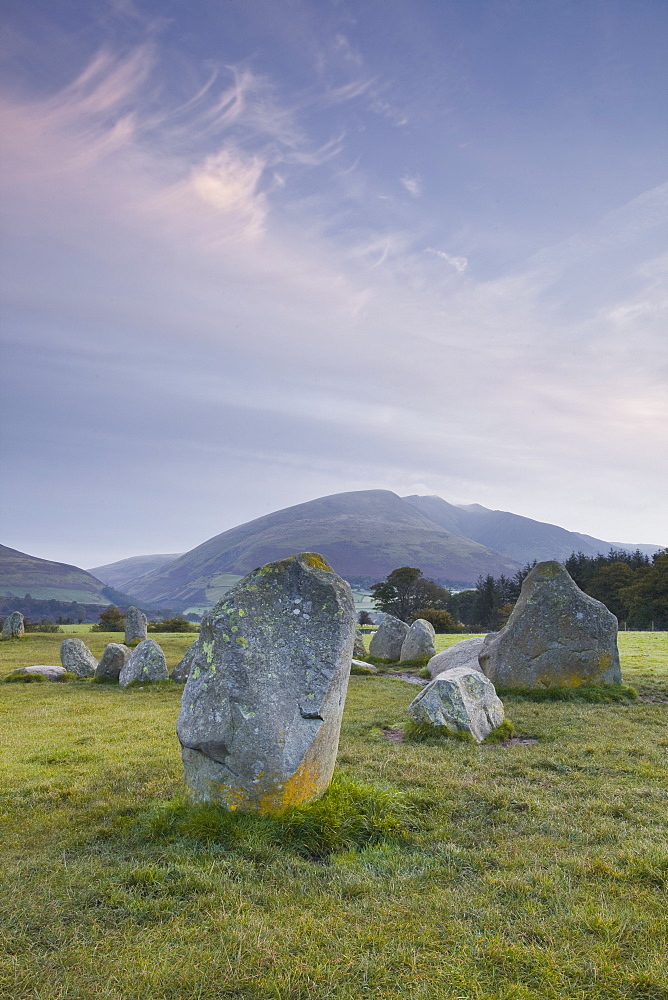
0,631,667,999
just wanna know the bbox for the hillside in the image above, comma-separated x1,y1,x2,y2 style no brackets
0,543,133,607
125,490,521,608
88,553,182,593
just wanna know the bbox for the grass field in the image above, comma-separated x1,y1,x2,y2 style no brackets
1,633,667,999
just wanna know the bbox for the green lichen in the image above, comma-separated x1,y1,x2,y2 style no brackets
236,636,248,648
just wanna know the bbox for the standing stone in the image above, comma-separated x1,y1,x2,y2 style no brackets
479,561,622,689
176,552,356,814
408,666,505,742
369,614,409,661
124,607,147,645
96,643,130,681
60,638,97,677
2,612,25,638
353,632,367,659
172,641,201,683
119,639,168,687
427,636,487,679
400,619,436,662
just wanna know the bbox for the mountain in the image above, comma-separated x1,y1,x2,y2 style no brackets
125,490,522,608
402,495,662,565
0,543,135,606
88,553,183,593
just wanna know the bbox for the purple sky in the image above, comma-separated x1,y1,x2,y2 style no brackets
1,0,666,567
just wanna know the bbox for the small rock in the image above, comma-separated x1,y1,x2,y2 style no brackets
351,659,377,675
353,632,367,658
427,636,486,679
96,643,130,681
369,614,409,661
2,611,25,638
479,561,622,688
60,638,97,677
172,641,201,683
119,638,168,686
14,665,66,681
124,606,148,645
400,619,436,662
408,666,505,742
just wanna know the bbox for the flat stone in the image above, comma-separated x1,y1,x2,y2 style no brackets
60,638,97,677
2,611,25,638
176,552,356,814
119,638,168,687
400,619,436,662
172,641,201,683
426,636,487,679
124,606,148,645
16,665,66,681
408,666,505,742
96,643,130,681
368,615,409,661
479,561,622,688
351,658,377,674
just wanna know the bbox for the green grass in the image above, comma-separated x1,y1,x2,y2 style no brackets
0,633,667,999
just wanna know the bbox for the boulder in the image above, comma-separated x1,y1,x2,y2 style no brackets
119,638,168,686
400,619,436,662
2,611,25,638
351,658,377,675
353,632,367,659
171,641,201,683
13,665,67,681
96,643,130,681
369,615,409,661
176,552,356,813
478,561,621,689
427,636,486,679
60,638,97,677
124,606,147,645
408,666,505,742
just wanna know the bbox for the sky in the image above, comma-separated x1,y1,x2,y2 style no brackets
0,0,666,568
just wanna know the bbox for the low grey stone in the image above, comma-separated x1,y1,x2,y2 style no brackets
60,638,97,677
119,638,168,687
96,643,130,681
353,632,367,659
369,615,409,661
400,619,436,662
2,611,24,638
16,665,66,681
478,561,621,689
427,636,487,679
171,641,201,683
351,658,377,675
408,666,505,742
124,606,148,645
177,552,356,813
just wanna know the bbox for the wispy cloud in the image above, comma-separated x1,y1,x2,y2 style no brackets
400,173,422,198
425,247,468,273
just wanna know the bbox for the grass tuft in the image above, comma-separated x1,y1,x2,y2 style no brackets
403,719,476,744
481,718,516,743
498,683,637,703
3,669,45,683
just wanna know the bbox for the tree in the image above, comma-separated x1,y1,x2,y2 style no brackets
357,610,373,625
148,617,198,633
370,567,451,623
93,606,125,632
619,550,668,628
412,608,462,633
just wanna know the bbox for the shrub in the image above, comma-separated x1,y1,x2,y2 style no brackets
411,608,462,633
148,618,198,633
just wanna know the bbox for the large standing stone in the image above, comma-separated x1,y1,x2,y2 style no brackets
171,641,201,683
369,615,409,661
478,561,622,689
124,607,147,645
176,552,356,814
400,619,436,662
427,636,487,679
2,612,25,638
408,666,505,742
96,643,130,681
119,639,168,687
60,638,97,677
353,632,367,659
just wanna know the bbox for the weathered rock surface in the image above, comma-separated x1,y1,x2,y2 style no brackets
14,665,67,681
353,632,367,659
171,641,201,683
478,561,621,689
119,638,168,686
400,619,436,662
408,666,505,742
96,643,130,681
369,615,409,661
351,658,377,675
2,611,25,638
124,606,148,645
60,638,97,677
176,552,356,814
427,636,486,679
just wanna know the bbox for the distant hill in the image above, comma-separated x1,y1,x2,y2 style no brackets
402,495,663,566
0,543,135,607
124,490,521,608
88,553,183,593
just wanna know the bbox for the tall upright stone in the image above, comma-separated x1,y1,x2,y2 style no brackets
353,632,367,659
119,639,168,687
479,561,622,689
96,643,130,681
400,619,436,662
2,611,25,638
124,606,147,645
172,641,200,683
176,552,356,814
60,638,97,677
368,614,409,661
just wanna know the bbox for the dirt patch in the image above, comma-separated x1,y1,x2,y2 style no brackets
382,728,405,743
